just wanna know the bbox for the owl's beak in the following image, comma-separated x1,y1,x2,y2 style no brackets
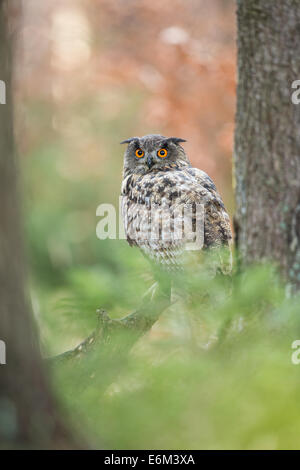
147,155,154,169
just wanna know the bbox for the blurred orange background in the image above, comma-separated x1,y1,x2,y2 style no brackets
16,0,235,210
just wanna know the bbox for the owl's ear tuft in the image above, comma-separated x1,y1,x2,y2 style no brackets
120,137,139,145
166,137,187,145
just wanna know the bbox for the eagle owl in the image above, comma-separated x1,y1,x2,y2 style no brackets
121,134,232,275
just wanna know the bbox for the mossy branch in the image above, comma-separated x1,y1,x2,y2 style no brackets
47,282,171,363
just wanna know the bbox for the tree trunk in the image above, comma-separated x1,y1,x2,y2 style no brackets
234,0,300,290
0,1,74,449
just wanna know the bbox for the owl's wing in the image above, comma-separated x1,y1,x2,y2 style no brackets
182,168,233,274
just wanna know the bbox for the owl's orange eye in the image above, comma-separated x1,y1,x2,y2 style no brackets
135,149,144,158
157,148,168,158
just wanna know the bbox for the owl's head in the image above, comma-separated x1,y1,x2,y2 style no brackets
121,134,189,175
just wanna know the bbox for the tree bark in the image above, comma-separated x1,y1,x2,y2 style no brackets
234,0,300,290
0,1,75,449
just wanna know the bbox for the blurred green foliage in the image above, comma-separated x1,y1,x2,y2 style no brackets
50,263,300,450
